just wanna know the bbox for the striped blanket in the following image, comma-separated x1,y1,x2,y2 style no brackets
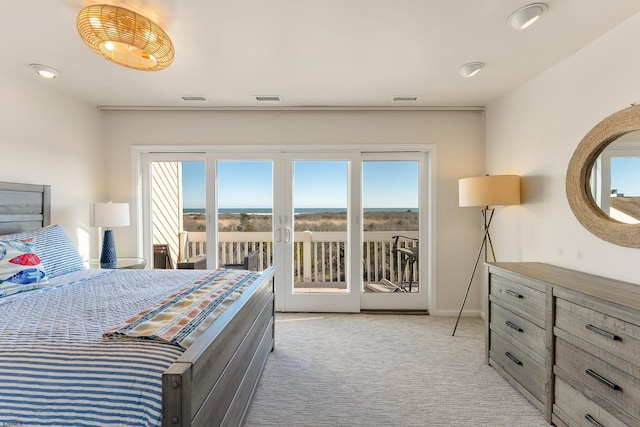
104,268,258,349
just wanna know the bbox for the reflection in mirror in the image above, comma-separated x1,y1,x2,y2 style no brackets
590,131,640,224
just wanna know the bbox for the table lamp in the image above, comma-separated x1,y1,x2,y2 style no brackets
452,175,520,336
90,202,130,269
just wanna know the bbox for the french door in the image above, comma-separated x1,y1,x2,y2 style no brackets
206,152,360,312
140,147,431,313
280,152,361,312
360,152,428,311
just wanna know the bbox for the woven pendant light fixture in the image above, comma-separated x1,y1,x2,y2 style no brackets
76,4,174,71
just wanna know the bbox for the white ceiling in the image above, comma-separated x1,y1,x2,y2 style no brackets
5,0,640,109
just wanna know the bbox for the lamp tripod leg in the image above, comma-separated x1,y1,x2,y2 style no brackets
452,208,494,336
485,225,496,262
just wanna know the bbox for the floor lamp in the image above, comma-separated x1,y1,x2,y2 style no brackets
452,175,520,336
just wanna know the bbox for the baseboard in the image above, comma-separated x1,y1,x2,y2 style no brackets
360,309,429,315
429,308,482,317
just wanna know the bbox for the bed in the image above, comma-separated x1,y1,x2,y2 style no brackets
0,182,275,427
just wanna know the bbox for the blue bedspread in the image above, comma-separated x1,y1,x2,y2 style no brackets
0,268,218,427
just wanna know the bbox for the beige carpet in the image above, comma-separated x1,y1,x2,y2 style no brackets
243,313,548,427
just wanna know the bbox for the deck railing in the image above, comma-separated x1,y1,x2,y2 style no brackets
178,230,419,285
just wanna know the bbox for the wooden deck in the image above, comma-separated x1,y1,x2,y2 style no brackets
294,281,420,293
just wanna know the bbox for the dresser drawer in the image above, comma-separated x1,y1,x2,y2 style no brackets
490,330,545,403
553,377,634,427
555,298,640,366
490,274,546,325
490,302,546,358
555,338,640,421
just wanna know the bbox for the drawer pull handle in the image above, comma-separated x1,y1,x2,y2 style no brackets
584,414,604,427
505,289,523,298
505,321,523,332
505,352,523,366
586,369,621,391
586,323,621,341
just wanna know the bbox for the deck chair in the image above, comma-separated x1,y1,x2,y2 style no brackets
223,250,260,271
366,235,418,293
153,244,174,269
390,235,419,292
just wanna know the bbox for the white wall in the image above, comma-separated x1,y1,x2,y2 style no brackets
486,12,640,285
0,69,104,259
103,109,486,315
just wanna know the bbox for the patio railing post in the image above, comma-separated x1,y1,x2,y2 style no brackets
302,230,312,283
178,231,188,262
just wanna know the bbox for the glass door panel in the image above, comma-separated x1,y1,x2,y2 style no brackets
360,153,428,311
282,154,359,312
215,161,274,270
180,161,207,262
362,160,419,292
292,160,348,294
150,160,206,269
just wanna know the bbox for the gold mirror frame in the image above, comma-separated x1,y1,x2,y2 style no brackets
566,104,640,248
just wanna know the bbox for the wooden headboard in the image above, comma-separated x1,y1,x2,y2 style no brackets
0,182,51,235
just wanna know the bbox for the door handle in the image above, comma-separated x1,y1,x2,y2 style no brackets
284,227,291,244
275,228,282,243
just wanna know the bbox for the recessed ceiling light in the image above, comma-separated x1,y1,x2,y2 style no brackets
508,3,548,30
30,64,62,79
458,62,484,78
392,96,419,102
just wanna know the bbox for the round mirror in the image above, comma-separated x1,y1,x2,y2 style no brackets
566,104,640,248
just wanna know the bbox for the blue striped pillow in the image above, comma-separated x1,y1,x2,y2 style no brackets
0,225,84,278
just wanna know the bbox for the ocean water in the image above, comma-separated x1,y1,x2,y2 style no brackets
184,208,417,215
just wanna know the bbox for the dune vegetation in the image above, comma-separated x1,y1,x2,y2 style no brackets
183,211,418,232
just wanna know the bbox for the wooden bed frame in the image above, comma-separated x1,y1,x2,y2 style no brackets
0,182,51,234
0,182,275,427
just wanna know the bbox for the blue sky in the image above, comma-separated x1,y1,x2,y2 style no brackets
181,162,206,208
611,157,640,196
182,157,637,208
181,160,419,209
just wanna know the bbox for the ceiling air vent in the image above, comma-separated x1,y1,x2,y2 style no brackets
255,96,281,102
180,95,209,102
392,96,418,102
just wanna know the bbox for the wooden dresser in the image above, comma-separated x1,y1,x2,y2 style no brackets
485,262,640,426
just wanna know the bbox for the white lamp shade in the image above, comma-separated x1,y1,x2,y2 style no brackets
459,175,521,207
90,202,130,227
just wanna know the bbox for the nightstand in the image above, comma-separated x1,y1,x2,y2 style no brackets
84,257,147,269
